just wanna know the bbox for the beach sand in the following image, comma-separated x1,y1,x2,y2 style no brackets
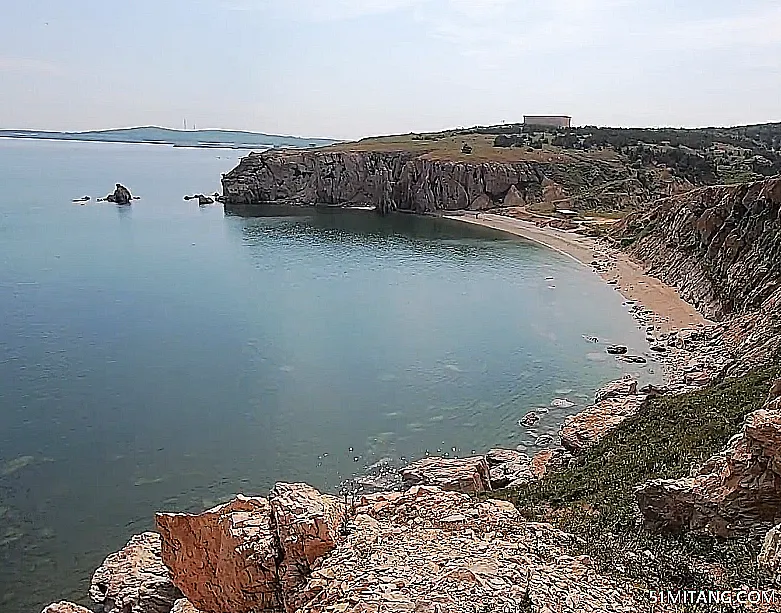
448,212,709,332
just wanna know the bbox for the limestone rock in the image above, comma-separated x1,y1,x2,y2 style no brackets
636,380,781,535
400,455,491,493
561,394,645,453
594,374,638,403
758,525,781,576
89,532,181,613
42,603,93,613
485,447,526,465
297,485,642,612
156,495,281,613
170,599,202,613
270,482,346,611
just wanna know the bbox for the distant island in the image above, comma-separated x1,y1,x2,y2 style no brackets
0,126,340,149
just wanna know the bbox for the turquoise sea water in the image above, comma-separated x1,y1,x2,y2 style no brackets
0,139,658,611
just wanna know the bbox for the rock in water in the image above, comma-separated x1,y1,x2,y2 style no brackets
606,345,628,355
89,532,181,613
105,184,133,205
156,495,281,613
42,603,94,613
400,456,492,493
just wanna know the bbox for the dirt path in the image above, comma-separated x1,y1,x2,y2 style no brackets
449,212,709,332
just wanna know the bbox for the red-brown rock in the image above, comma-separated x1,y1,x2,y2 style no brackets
270,483,345,612
156,495,281,613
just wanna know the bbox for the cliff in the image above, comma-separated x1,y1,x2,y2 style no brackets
221,150,550,214
615,176,781,368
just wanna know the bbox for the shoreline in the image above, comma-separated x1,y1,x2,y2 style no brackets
446,211,710,333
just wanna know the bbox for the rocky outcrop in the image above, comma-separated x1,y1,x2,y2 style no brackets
42,603,93,613
296,485,642,612
184,194,214,205
616,176,781,369
155,495,281,613
89,532,181,613
102,183,133,205
221,150,546,214
400,455,492,493
560,376,646,453
269,483,345,611
636,379,781,536
170,599,202,613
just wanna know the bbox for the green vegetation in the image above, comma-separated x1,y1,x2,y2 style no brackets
492,368,779,607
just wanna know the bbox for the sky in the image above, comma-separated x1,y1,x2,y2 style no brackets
1,0,780,140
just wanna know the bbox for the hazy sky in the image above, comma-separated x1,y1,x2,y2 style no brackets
2,0,780,139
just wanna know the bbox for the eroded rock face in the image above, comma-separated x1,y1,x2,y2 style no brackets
42,602,93,613
617,177,781,369
400,456,492,493
155,496,281,613
270,483,346,612
560,377,645,453
295,485,642,612
636,379,781,536
221,150,546,214
89,532,181,613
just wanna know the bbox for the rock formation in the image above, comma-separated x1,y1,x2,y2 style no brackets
636,379,781,536
616,176,781,370
220,150,546,214
400,455,492,493
184,194,214,205
42,603,93,613
560,376,646,453
102,184,133,205
117,485,649,613
89,532,182,613
155,495,282,613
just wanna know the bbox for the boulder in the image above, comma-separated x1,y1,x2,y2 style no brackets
636,379,781,535
269,482,346,611
560,395,645,453
42,603,93,613
606,345,628,355
485,448,526,465
105,184,133,205
594,375,638,403
400,456,492,493
503,184,525,207
156,495,281,613
89,532,181,613
489,457,535,489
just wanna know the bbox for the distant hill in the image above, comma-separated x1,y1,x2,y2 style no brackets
0,126,339,149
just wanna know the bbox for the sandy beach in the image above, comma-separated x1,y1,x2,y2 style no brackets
448,212,709,332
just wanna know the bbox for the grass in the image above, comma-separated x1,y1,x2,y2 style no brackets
490,368,779,610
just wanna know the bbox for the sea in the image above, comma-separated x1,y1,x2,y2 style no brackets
0,138,658,611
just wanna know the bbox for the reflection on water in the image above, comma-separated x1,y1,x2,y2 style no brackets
0,139,658,611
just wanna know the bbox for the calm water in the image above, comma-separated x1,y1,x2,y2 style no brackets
0,139,657,611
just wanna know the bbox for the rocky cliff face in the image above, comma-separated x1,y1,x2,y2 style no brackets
221,150,546,214
616,176,781,367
